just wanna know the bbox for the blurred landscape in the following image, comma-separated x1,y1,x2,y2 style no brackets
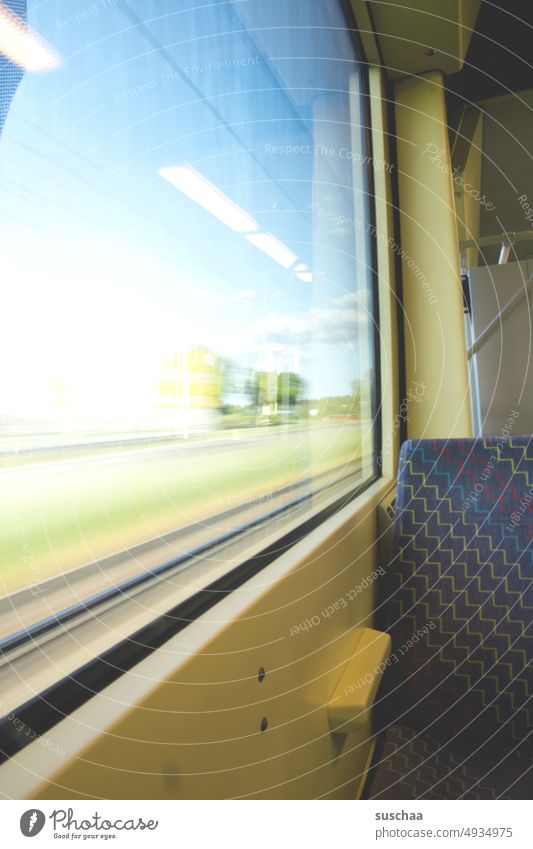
0,346,370,599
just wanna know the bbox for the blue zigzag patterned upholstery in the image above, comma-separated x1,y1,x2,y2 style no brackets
367,437,532,798
366,724,533,799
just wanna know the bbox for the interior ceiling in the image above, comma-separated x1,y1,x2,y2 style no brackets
353,2,533,266
446,0,533,105
476,90,533,265
444,2,533,266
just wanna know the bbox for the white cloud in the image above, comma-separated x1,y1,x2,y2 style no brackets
247,292,372,347
230,288,255,301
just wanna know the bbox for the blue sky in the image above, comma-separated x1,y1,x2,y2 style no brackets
0,0,375,419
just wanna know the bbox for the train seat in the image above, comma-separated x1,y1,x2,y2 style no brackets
366,437,533,799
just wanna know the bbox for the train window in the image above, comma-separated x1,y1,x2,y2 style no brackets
0,1,377,661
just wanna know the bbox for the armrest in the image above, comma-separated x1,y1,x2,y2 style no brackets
327,628,391,734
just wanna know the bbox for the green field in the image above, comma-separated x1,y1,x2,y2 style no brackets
0,423,364,596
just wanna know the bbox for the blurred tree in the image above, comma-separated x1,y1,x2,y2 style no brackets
277,372,305,407
220,359,255,407
249,371,278,407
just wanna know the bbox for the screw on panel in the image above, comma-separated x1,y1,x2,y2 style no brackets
260,717,268,732
258,667,266,682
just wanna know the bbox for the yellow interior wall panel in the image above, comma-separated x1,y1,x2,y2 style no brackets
369,67,400,476
455,111,484,269
1,481,394,800
394,71,472,438
366,0,481,79
0,62,405,803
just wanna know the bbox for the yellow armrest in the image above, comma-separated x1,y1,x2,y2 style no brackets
327,628,391,734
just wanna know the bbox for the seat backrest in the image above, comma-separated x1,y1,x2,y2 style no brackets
377,437,532,748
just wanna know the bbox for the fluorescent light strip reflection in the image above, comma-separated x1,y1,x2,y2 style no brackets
245,232,298,270
159,164,259,234
0,1,62,71
159,163,310,278
294,262,312,283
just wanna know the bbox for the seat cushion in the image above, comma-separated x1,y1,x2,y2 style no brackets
365,725,533,800
376,437,533,748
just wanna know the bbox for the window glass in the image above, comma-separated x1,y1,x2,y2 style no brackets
0,0,377,636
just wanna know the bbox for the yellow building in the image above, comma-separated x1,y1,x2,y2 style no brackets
159,347,222,412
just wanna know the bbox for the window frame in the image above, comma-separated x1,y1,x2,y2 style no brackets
0,1,382,762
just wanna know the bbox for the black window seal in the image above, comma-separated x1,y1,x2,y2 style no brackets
0,2,382,765
0,473,379,765
0,463,362,657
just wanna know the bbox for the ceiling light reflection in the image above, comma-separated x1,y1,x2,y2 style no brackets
245,232,298,270
0,1,62,71
159,163,308,277
159,164,259,234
